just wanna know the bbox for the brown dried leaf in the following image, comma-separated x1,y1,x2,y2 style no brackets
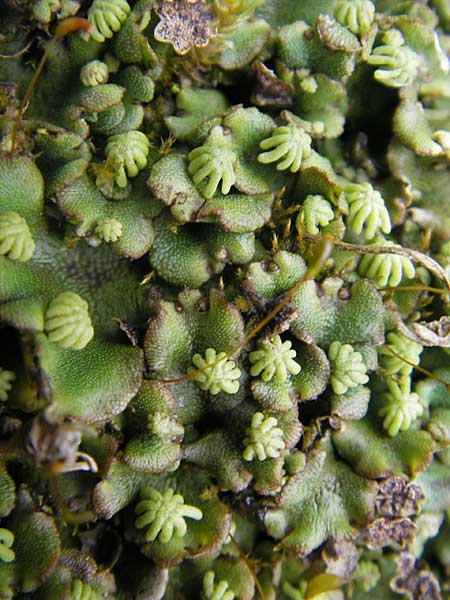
365,517,416,550
251,61,293,109
154,0,215,55
410,317,450,348
376,476,425,518
240,285,299,340
392,553,442,600
59,549,99,580
322,539,359,578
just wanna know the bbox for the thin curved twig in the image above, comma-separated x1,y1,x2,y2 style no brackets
303,233,450,292
9,18,90,155
0,40,32,59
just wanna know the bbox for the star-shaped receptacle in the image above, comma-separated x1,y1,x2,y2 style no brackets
154,0,215,55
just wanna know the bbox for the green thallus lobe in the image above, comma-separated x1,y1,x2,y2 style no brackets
1,0,449,596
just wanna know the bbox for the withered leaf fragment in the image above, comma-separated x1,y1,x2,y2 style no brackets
376,476,425,518
365,517,415,550
251,61,293,108
392,553,443,600
322,539,359,578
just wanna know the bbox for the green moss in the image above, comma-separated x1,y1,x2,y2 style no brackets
1,0,450,596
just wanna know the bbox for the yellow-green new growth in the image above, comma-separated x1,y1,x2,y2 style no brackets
188,126,237,199
433,130,450,160
214,0,263,29
32,0,60,24
328,341,369,395
95,218,123,243
135,487,203,543
80,60,109,87
378,332,423,376
379,378,423,436
334,0,375,35
249,335,301,383
147,412,184,440
302,195,334,235
189,348,241,395
88,0,131,43
202,571,235,600
297,69,319,94
367,32,421,88
44,292,94,350
0,528,14,563
441,239,450,256
0,369,15,402
354,560,381,592
283,580,332,600
345,182,391,240
105,131,150,188
282,581,308,600
258,125,312,173
0,212,35,262
243,412,285,461
358,238,415,287
69,579,99,600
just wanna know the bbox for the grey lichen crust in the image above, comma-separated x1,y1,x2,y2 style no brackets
1,0,450,598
